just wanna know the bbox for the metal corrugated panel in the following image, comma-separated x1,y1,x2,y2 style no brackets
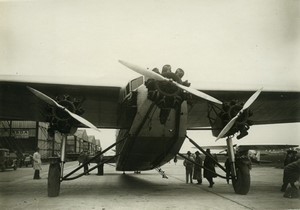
11,121,36,129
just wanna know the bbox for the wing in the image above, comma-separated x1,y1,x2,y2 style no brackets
187,90,300,129
0,78,123,128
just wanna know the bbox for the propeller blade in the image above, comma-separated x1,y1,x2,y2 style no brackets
119,60,222,104
242,88,263,110
175,83,223,104
65,109,99,132
27,86,64,109
118,60,167,81
215,115,238,141
215,88,263,141
27,86,100,132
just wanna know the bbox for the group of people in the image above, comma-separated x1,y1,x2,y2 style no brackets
78,150,104,176
31,148,105,180
183,149,217,188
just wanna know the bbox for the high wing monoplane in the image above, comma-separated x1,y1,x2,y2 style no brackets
0,61,299,196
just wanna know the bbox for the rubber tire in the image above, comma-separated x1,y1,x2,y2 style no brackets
48,163,61,197
232,163,250,195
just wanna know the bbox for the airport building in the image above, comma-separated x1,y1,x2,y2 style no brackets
0,121,100,161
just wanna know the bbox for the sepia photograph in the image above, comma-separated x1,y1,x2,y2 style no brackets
0,0,299,209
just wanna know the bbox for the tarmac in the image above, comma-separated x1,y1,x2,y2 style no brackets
0,160,299,210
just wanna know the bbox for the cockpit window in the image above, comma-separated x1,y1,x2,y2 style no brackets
130,76,144,91
124,76,144,98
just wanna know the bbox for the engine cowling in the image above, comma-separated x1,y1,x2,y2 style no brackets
145,72,191,109
144,72,192,124
46,95,85,135
209,100,253,139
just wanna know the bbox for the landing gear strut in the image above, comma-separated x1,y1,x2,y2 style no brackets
226,137,251,195
185,135,251,195
47,134,127,197
47,134,67,197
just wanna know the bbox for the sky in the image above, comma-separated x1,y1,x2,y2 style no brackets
0,0,299,153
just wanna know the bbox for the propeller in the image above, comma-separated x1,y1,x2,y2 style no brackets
118,60,222,104
215,88,263,141
27,86,100,132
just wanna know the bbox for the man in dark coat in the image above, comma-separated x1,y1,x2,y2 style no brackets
96,150,104,176
78,151,90,175
193,151,203,184
204,149,216,188
281,159,300,192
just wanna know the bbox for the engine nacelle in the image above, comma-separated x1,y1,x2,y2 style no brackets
46,95,85,135
144,72,192,124
145,72,191,109
208,100,253,139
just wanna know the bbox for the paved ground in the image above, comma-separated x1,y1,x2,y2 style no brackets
0,160,299,210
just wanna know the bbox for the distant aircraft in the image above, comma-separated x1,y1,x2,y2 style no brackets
195,144,299,165
0,60,299,197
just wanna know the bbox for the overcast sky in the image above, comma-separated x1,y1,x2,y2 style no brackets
0,0,299,152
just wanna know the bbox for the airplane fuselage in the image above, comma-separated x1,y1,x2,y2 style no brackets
115,84,188,171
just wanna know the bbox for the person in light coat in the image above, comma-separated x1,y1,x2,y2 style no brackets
33,147,42,179
183,151,194,184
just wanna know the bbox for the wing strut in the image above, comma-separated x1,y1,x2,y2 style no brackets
185,135,227,173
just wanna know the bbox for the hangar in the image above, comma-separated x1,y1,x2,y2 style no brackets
0,121,101,161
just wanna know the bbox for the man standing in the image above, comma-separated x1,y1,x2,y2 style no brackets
204,149,216,188
193,151,203,184
183,151,194,184
96,150,104,176
33,147,42,179
83,151,90,175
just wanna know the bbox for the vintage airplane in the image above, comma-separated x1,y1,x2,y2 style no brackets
0,60,299,197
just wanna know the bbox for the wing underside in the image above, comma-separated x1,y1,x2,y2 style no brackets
0,81,122,128
1,80,299,130
187,90,300,129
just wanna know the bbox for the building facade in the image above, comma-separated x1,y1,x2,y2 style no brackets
0,121,100,161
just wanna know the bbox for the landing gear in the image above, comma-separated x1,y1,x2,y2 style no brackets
48,134,66,197
226,136,251,195
232,159,251,195
48,157,61,197
185,135,252,195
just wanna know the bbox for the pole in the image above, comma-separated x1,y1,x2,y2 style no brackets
60,134,66,177
226,137,236,177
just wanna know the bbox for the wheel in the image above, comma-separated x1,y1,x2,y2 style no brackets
232,162,251,195
48,162,61,197
13,165,17,170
